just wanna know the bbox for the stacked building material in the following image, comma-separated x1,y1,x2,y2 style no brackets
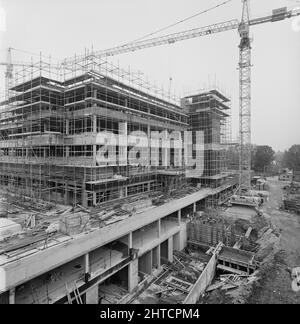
59,212,90,235
282,183,300,214
255,180,269,191
283,195,300,214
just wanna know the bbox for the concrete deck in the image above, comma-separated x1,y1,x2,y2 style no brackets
0,187,213,293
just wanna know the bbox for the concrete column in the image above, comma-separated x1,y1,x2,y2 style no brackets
178,209,181,224
128,259,138,292
9,288,15,304
152,245,161,269
168,236,173,263
147,125,151,170
157,219,161,238
193,203,196,213
147,251,153,274
85,285,98,304
128,232,133,249
64,183,68,205
118,122,127,166
65,146,70,158
65,119,69,135
173,233,180,251
85,253,90,273
178,223,187,250
82,168,87,207
139,251,152,275
157,245,161,268
84,253,90,283
119,187,125,198
93,115,97,133
93,145,97,163
93,192,96,206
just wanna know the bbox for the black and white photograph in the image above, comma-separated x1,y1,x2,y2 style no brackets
0,0,299,310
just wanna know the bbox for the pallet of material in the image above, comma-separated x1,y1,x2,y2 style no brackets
283,196,300,213
59,212,90,235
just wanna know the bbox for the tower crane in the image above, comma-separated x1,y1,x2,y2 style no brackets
0,47,36,93
66,1,297,197
0,47,61,97
5,1,299,199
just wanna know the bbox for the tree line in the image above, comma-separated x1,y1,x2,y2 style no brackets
227,144,300,173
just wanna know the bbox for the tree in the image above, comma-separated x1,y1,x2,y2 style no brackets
283,145,300,171
275,151,285,168
252,145,275,172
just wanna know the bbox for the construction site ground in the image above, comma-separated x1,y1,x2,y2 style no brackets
203,176,300,304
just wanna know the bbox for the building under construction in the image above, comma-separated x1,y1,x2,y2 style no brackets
0,55,235,207
0,55,239,304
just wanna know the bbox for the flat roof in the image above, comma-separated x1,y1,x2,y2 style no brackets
10,76,63,92
184,89,230,103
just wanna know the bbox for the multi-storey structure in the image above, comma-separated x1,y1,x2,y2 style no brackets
181,90,233,187
0,57,238,304
0,64,189,207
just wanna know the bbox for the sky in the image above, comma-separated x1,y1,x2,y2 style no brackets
0,0,299,151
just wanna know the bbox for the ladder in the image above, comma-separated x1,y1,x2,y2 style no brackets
65,281,83,304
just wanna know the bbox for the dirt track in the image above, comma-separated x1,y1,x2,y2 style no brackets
246,177,300,304
264,178,300,266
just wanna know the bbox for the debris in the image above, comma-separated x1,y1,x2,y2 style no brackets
76,204,90,213
121,199,152,214
206,281,225,292
46,221,60,234
245,226,252,239
0,218,22,241
206,273,258,293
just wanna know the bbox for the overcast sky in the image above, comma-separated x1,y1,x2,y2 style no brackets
0,0,299,151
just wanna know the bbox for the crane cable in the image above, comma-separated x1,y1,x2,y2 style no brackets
122,0,235,46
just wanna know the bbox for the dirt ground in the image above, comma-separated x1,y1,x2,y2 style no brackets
203,177,300,304
245,177,300,304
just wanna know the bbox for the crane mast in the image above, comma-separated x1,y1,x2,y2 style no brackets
4,47,13,100
238,0,252,194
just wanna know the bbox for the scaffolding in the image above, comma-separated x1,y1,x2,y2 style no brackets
0,49,237,210
0,51,191,209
